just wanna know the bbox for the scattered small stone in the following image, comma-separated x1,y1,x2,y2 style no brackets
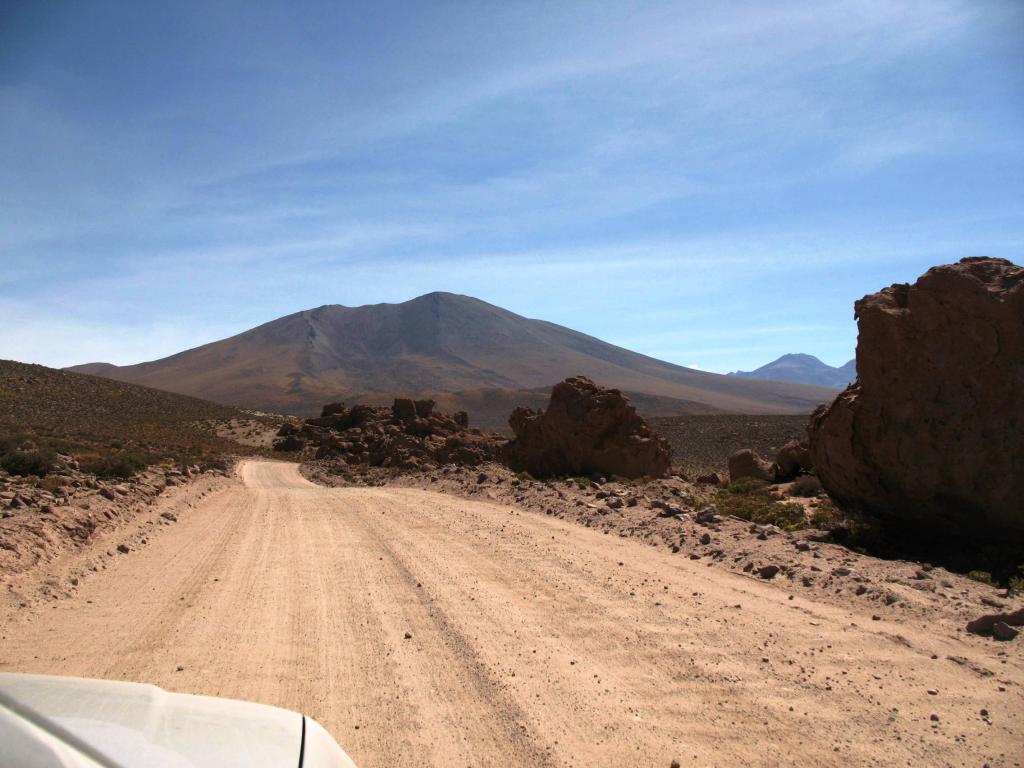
699,533,711,546
758,565,781,579
116,543,130,554
403,631,413,640
695,506,717,524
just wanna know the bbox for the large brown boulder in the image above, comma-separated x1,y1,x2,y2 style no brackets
728,449,775,484
774,439,812,481
808,257,1024,540
391,398,417,421
502,376,672,479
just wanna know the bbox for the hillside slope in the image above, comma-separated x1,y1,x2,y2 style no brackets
69,293,837,417
0,359,255,463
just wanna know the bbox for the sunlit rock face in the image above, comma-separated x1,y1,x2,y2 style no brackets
809,257,1024,540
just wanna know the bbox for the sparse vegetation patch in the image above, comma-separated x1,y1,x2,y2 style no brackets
714,479,807,531
1,448,56,477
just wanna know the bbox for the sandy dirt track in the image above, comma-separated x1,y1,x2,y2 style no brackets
1,460,1019,767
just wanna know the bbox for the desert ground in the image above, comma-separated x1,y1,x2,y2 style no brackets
1,460,1019,767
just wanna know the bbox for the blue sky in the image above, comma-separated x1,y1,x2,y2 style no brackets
2,1,1022,373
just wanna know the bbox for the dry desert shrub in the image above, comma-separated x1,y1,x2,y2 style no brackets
715,480,806,531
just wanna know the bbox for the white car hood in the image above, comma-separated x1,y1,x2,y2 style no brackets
0,673,355,767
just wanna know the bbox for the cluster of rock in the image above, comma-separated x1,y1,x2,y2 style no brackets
502,376,672,479
287,378,674,479
727,439,813,485
274,399,502,469
808,257,1024,541
1,456,201,517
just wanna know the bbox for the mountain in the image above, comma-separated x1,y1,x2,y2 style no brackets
68,292,838,424
728,354,855,389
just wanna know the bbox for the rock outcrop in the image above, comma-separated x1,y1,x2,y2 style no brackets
808,257,1024,540
273,400,503,469
727,449,775,484
726,440,812,484
773,439,813,481
502,377,672,479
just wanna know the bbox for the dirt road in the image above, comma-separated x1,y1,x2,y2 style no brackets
1,461,1019,766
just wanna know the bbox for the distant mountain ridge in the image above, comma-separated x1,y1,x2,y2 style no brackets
68,292,838,423
728,353,855,389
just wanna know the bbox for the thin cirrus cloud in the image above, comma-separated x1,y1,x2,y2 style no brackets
0,0,1022,373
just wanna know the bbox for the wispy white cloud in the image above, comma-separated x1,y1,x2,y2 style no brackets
0,0,1019,375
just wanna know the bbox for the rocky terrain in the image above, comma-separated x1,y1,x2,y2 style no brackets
273,398,504,469
0,457,230,604
275,378,677,480
809,257,1024,565
285,378,797,484
385,385,725,432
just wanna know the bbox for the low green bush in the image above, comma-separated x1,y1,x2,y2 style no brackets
1,449,56,477
197,455,228,472
715,481,806,531
727,478,770,495
1009,570,1024,596
966,570,997,587
81,451,149,479
0,435,25,456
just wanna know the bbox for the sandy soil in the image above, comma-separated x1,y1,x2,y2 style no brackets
1,460,1020,767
